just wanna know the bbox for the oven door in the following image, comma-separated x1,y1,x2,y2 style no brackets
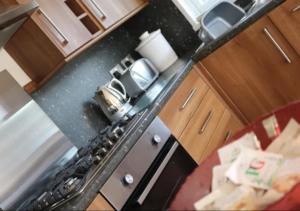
123,136,197,211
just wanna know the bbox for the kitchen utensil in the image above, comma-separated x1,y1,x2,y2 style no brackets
135,29,178,72
119,58,159,98
95,79,132,122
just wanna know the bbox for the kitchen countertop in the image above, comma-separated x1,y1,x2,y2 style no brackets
56,0,284,210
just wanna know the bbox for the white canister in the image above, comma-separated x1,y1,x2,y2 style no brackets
135,30,178,72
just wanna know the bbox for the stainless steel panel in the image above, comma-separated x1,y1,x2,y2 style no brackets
100,117,171,210
0,71,77,210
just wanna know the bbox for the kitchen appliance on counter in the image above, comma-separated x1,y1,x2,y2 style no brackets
0,0,38,47
94,78,132,122
0,70,77,210
100,117,197,210
119,58,159,98
135,30,178,72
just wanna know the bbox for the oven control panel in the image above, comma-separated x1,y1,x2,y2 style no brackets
100,117,171,210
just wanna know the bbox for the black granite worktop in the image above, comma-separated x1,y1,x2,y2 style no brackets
41,0,284,210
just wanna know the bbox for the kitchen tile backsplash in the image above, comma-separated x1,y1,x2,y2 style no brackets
32,0,200,147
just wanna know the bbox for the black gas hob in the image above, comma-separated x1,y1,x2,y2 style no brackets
24,110,148,211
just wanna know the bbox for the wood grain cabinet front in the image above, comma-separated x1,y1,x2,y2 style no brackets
159,68,209,139
201,16,300,122
160,68,244,164
81,0,147,29
179,90,226,164
87,194,114,211
5,18,65,92
200,109,243,163
269,0,300,57
4,0,149,93
31,0,94,56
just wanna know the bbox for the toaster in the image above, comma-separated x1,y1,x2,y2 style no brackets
119,58,159,98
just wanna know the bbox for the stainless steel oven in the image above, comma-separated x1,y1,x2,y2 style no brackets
100,117,197,210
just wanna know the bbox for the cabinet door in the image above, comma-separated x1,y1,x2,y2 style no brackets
82,0,147,29
269,0,300,56
202,16,300,122
5,18,65,85
159,68,209,139
179,90,226,164
200,110,243,163
87,194,114,211
32,0,93,56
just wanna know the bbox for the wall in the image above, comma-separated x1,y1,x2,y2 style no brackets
0,49,30,86
29,0,201,147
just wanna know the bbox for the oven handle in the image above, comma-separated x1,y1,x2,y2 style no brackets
137,141,179,205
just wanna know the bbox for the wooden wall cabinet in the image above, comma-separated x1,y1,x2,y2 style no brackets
159,68,243,164
82,0,147,29
5,0,148,92
200,16,300,122
5,18,65,91
31,0,94,56
269,0,300,56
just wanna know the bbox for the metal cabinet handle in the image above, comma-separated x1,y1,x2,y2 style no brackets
224,131,232,143
37,9,69,45
199,110,213,134
291,4,300,13
180,88,197,110
89,0,106,20
263,27,292,64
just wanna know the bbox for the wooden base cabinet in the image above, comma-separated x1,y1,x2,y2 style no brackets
269,0,300,57
159,68,209,139
159,68,244,164
200,109,243,162
201,16,300,122
87,194,114,211
179,90,226,163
